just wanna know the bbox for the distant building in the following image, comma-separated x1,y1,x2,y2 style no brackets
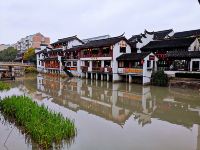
15,33,50,62
0,44,10,51
15,33,50,52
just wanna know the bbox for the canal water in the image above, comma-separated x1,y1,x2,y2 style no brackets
1,74,200,150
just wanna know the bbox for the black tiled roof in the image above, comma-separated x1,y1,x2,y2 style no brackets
51,36,84,45
141,37,196,51
116,52,150,61
173,29,200,38
153,29,173,40
65,45,82,52
129,34,144,43
167,51,200,59
79,36,129,49
129,29,173,43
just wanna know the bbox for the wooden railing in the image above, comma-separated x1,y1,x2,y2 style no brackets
81,66,88,72
81,53,112,58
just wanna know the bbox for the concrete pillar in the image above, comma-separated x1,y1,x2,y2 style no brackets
101,61,104,67
91,73,93,80
89,61,92,72
190,60,193,72
96,73,98,80
86,73,88,79
129,75,132,83
107,74,109,81
101,74,103,81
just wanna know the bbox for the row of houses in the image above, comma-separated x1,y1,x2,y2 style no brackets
36,29,200,85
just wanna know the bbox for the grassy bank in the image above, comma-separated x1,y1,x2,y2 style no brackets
0,96,76,149
0,81,10,91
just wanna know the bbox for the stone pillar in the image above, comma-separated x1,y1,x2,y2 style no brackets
101,74,103,81
107,74,109,81
91,73,93,80
96,73,98,80
129,75,132,83
190,60,193,72
101,61,104,67
86,73,88,79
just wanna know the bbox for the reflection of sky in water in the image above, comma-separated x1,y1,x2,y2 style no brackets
1,74,200,150
0,88,23,99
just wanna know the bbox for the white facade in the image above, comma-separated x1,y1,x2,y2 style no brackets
142,53,159,85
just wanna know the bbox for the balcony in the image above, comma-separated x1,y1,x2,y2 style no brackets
92,67,104,72
118,68,143,75
104,67,112,73
81,66,88,72
66,56,78,59
81,53,112,58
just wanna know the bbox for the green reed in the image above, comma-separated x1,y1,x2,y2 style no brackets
0,81,10,91
0,96,76,149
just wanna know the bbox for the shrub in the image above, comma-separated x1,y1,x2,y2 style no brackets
151,70,169,86
175,73,200,79
0,96,76,149
24,66,38,74
0,81,10,91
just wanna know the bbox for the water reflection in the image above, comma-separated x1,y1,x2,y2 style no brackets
35,74,200,129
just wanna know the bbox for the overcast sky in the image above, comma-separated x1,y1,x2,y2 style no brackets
0,0,200,44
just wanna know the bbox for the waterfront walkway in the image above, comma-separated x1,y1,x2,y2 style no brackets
0,62,34,67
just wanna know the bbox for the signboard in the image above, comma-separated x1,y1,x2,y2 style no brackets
149,55,155,61
124,68,143,74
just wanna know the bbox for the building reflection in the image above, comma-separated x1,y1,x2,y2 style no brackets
35,74,200,129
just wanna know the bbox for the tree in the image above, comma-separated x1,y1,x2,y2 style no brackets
23,47,36,63
0,47,17,61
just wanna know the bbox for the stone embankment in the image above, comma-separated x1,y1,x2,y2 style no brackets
170,78,200,90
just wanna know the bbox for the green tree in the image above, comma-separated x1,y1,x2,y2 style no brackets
23,47,36,63
151,70,169,86
0,47,17,61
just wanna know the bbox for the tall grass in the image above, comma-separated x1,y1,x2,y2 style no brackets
0,81,10,91
0,96,76,149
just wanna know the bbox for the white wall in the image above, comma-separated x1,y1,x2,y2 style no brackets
67,40,82,49
143,53,159,85
188,38,200,51
112,40,131,81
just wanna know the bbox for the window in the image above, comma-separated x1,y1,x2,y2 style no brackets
147,60,151,68
120,47,126,53
118,61,124,68
85,61,89,67
67,62,71,66
119,41,127,53
73,61,77,66
104,61,111,67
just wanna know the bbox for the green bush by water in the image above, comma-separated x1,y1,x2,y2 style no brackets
0,96,76,149
24,66,38,74
151,71,169,86
0,81,10,91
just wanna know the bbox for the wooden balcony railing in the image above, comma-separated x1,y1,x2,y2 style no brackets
81,66,88,72
81,53,112,58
